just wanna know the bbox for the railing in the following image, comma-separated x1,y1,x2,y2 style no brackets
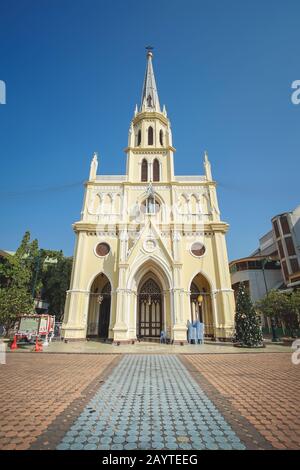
204,323,215,338
174,176,206,182
96,175,127,182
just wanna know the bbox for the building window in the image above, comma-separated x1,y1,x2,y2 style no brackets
285,236,296,256
277,239,285,259
95,242,110,257
190,242,206,257
153,159,160,182
236,261,248,271
142,197,160,214
231,259,281,272
159,129,163,146
148,126,154,145
290,258,299,274
273,219,280,238
141,159,148,182
280,215,290,235
137,129,141,146
230,264,237,274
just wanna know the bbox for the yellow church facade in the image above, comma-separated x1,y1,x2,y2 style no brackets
62,51,235,344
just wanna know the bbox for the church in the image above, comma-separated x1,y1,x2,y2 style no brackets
62,50,235,344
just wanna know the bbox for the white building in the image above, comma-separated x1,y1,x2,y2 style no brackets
230,230,283,303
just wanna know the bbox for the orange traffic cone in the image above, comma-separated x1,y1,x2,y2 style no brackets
34,336,43,352
10,334,18,350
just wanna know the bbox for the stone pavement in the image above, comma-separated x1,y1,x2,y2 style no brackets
55,355,246,451
0,354,118,450
12,338,293,354
183,353,300,450
0,352,299,450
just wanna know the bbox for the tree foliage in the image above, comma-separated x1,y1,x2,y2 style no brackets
0,231,71,334
0,232,35,333
256,289,300,337
234,282,263,347
0,286,33,332
42,255,72,321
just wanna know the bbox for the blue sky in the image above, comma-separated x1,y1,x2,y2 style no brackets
0,0,299,260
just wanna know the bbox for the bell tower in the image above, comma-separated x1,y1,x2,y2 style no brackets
126,49,175,183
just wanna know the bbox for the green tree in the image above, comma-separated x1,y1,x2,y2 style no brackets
42,255,72,321
0,233,34,291
256,289,285,317
257,289,300,338
14,232,60,298
0,231,72,334
290,290,300,329
234,282,263,347
278,291,299,337
0,232,35,334
0,286,33,332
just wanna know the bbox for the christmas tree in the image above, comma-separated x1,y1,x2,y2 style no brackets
234,282,263,347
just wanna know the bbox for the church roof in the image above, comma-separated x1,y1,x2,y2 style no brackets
140,49,161,112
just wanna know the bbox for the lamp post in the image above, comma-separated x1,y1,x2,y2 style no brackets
261,257,278,342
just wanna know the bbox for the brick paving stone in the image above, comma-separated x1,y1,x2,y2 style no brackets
0,353,118,450
183,353,300,450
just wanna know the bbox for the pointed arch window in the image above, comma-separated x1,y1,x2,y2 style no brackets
153,158,160,182
159,129,163,146
141,159,148,182
137,129,141,146
148,126,154,145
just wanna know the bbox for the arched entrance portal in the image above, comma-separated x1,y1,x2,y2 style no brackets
138,276,162,338
190,273,214,339
87,273,111,339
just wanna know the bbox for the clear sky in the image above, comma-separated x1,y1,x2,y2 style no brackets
0,0,299,260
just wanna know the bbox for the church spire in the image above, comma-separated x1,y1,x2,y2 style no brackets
140,47,161,112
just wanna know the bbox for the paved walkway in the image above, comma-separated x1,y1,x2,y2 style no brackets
0,352,299,450
184,353,300,449
0,354,118,450
11,339,293,354
56,355,245,450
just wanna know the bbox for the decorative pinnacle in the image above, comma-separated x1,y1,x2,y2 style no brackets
145,45,154,58
140,46,160,112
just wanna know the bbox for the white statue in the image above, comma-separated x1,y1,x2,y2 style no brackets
89,152,98,181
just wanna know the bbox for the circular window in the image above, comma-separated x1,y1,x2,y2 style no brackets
191,242,206,257
95,242,110,257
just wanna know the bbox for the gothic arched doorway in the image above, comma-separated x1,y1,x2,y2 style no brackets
190,273,214,339
87,273,111,339
98,282,111,338
138,277,162,338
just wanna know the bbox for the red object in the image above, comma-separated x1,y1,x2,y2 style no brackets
34,336,43,352
10,334,18,350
